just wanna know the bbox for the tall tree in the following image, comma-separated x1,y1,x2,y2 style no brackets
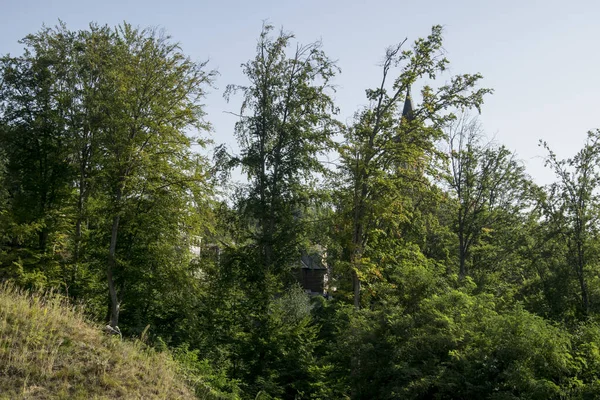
0,25,77,288
445,114,529,279
59,24,110,269
215,23,339,397
93,24,214,328
540,131,600,316
0,23,215,327
219,23,338,286
336,25,491,308
0,29,72,253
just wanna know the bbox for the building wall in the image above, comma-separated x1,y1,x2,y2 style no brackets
297,269,325,294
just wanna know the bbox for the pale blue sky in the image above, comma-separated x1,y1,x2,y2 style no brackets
1,0,599,184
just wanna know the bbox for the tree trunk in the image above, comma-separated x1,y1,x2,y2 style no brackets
107,187,122,328
351,211,363,309
74,161,87,264
576,238,589,315
578,250,589,315
580,272,589,315
351,179,368,309
459,234,467,279
38,229,48,252
352,269,361,309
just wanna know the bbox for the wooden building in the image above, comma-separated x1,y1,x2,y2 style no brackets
294,252,328,295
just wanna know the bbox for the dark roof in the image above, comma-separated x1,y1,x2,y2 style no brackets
300,253,327,270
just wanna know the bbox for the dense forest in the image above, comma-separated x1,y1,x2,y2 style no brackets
2,21,600,399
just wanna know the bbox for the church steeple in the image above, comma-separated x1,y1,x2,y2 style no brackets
401,85,414,122
393,85,415,143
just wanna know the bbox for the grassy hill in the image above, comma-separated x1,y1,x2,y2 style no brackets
0,283,198,400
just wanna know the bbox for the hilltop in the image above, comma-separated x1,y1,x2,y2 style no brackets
0,283,198,400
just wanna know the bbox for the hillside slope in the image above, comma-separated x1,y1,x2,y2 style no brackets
0,283,197,399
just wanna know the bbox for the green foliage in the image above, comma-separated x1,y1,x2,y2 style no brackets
6,20,600,400
538,131,600,318
209,25,340,398
333,24,492,308
334,290,577,399
0,21,216,332
444,114,532,282
217,23,339,282
173,343,242,399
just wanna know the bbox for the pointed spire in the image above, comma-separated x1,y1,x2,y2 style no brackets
393,85,415,143
402,85,414,122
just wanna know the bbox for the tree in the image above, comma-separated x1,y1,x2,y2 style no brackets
0,23,215,328
59,24,108,270
540,131,600,316
219,23,339,282
214,23,339,398
88,24,215,328
0,25,78,289
335,25,491,308
445,113,529,279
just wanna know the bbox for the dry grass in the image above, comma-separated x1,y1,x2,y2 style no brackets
0,283,198,399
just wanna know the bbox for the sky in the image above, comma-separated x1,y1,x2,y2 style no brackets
1,0,599,185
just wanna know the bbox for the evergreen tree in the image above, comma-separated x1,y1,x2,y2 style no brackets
214,23,339,398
